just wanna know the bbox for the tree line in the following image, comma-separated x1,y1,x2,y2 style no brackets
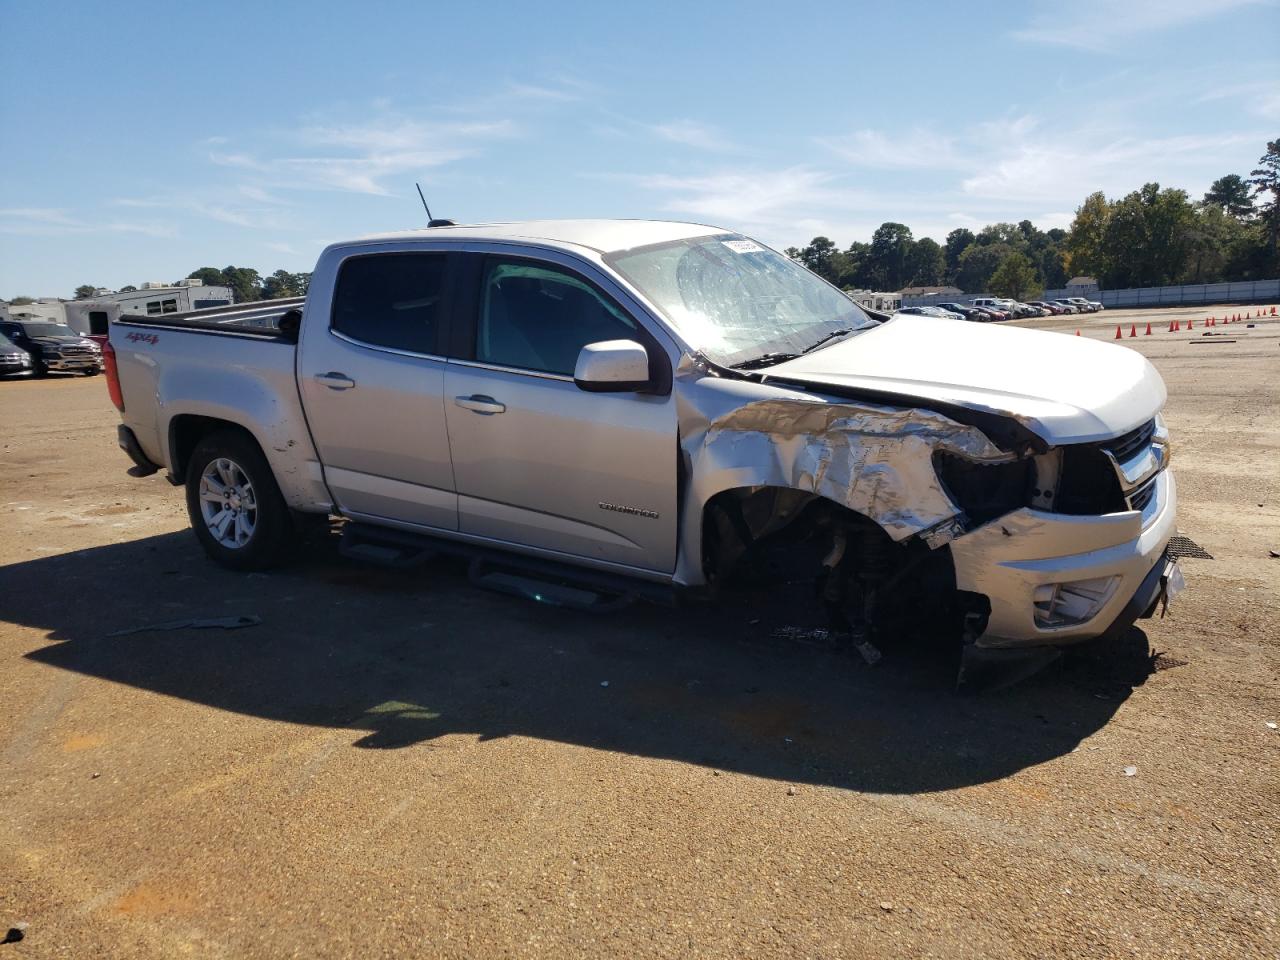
786,137,1280,298
66,266,312,304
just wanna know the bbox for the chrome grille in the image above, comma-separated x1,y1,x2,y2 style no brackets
1103,418,1155,463
1128,477,1157,512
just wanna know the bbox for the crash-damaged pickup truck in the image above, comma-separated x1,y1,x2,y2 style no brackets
106,220,1180,674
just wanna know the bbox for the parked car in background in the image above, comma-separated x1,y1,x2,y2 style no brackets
1028,301,1065,315
0,331,34,377
0,319,103,377
971,297,1029,318
1067,297,1103,313
968,301,1011,321
896,306,965,321
934,303,989,322
1051,300,1080,314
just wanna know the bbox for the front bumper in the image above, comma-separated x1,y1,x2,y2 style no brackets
951,469,1177,649
43,354,101,371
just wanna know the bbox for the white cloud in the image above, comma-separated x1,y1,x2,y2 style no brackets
817,128,961,169
1011,0,1268,51
649,119,739,152
1196,81,1280,122
210,114,518,196
111,193,288,230
0,208,174,238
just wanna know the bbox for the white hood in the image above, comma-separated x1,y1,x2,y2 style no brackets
766,315,1166,444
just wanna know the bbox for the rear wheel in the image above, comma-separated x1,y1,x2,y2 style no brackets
185,429,293,570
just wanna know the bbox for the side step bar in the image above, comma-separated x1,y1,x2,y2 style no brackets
338,522,678,610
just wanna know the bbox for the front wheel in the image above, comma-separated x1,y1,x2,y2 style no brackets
185,429,294,570
81,367,100,377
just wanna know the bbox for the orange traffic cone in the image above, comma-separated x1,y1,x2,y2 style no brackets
1144,322,1152,335
1187,318,1194,330
1174,318,1181,331
1075,329,1081,336
1129,324,1137,337
1210,316,1216,327
1115,325,1123,339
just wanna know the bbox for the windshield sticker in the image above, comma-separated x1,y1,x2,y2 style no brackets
721,239,765,254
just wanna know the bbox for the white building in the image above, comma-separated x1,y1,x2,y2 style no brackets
2,280,235,338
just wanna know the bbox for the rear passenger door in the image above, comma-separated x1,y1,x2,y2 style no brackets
443,252,679,573
297,250,457,530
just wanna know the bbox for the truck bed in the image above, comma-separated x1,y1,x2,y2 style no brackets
117,297,305,339
110,303,331,514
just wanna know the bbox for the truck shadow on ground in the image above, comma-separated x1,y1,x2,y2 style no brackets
3,529,1160,795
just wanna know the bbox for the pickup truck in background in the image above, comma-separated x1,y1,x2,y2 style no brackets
0,318,102,377
106,219,1180,678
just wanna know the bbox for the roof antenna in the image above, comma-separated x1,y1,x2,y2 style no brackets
415,182,455,228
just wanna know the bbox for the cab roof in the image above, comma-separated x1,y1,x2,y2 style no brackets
353,219,731,255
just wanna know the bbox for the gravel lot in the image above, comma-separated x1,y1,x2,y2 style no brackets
2,305,1277,959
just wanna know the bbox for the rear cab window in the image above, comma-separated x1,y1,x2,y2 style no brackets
331,253,448,355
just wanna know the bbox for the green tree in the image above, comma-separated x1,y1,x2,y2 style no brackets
219,266,263,304
74,284,98,300
797,236,843,284
1038,246,1068,289
867,222,913,290
905,237,945,286
955,243,1013,292
1066,191,1112,280
1204,174,1253,219
8,296,35,305
261,269,302,300
988,252,1041,301
975,222,1024,249
293,272,312,296
1100,183,1195,287
119,285,137,293
944,228,975,279
1247,138,1280,268
187,267,226,287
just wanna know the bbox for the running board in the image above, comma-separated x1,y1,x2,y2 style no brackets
338,522,678,607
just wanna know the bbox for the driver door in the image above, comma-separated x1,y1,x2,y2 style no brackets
443,254,678,573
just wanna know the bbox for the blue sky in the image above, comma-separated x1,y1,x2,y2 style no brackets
2,0,1277,297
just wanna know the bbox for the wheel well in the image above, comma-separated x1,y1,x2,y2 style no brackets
168,416,260,481
700,485,966,641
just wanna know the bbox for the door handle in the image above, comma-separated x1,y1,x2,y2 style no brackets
454,394,506,415
315,371,356,390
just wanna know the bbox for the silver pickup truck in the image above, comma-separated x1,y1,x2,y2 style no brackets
107,219,1179,671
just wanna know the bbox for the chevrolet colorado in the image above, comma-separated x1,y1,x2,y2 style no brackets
107,220,1180,667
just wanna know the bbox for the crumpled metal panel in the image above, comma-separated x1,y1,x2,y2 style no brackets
685,394,1012,542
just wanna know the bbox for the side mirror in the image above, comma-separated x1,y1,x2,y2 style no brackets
573,339,651,393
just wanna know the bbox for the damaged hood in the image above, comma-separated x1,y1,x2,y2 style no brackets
764,315,1166,444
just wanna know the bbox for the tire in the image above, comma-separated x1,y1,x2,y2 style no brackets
185,429,294,570
82,367,100,377
31,357,48,378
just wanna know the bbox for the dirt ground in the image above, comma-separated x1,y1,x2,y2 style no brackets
2,305,1277,959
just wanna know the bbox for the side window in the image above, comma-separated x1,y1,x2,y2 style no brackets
332,253,446,354
146,301,161,315
161,299,178,314
477,259,638,375
88,311,109,335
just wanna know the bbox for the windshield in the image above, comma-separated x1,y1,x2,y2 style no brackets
0,332,14,349
19,322,77,338
606,234,875,368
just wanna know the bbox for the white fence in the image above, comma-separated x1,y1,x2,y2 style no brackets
1085,279,1280,309
904,278,1279,310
